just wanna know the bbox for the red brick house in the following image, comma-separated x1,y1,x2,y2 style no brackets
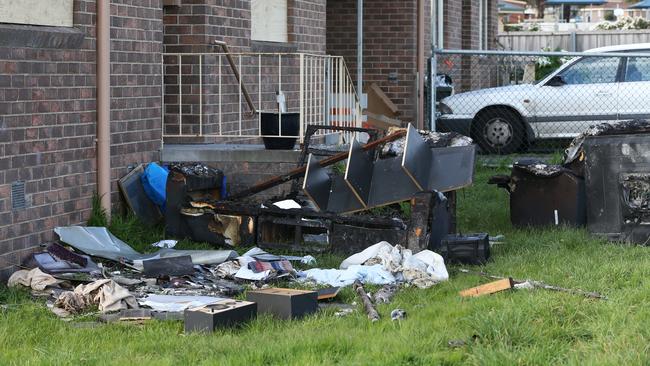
0,0,496,279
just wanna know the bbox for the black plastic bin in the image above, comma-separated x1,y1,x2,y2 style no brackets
260,112,300,150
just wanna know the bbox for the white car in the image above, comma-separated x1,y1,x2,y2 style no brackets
437,43,650,154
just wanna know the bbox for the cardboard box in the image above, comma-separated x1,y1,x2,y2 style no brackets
246,288,318,319
184,299,257,333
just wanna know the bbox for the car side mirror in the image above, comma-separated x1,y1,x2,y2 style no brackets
547,75,566,87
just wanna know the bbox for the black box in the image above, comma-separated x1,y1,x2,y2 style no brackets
439,233,490,265
184,299,257,333
246,288,318,319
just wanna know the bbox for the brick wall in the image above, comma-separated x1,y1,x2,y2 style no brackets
444,1,463,49
288,0,327,54
0,0,163,279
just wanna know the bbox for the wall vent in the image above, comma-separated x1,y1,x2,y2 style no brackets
11,180,26,210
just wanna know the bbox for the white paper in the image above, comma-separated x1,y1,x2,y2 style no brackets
139,294,224,312
151,240,178,249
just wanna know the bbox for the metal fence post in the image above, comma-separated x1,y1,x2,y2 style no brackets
299,53,305,143
431,50,437,132
570,31,577,52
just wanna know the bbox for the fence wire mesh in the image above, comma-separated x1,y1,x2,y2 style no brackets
432,49,650,154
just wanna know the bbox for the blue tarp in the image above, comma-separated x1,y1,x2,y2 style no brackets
630,0,650,9
141,162,168,212
544,0,606,5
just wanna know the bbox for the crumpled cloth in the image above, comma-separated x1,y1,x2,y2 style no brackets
300,264,396,287
303,241,448,289
54,279,138,316
7,268,62,291
213,260,240,279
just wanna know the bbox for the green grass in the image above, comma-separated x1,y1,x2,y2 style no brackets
4,158,650,365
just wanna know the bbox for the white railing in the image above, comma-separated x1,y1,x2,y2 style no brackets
162,53,362,143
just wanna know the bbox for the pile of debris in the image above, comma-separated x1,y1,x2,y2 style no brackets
7,224,460,329
6,119,613,330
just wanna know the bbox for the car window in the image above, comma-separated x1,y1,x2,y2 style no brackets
559,57,620,85
625,57,650,82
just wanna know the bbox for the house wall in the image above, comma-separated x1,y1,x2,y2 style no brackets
0,0,163,279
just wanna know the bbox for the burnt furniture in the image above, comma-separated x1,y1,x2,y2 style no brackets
166,163,244,246
490,159,586,227
584,134,650,243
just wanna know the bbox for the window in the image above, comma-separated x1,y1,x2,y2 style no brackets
0,0,73,27
251,0,288,43
560,57,620,85
625,57,650,83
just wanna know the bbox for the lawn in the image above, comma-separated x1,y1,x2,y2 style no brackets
3,159,650,365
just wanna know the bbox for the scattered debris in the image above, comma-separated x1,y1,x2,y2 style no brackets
54,226,238,269
247,288,318,320
272,199,302,210
151,240,178,249
99,309,155,323
184,299,257,333
353,280,380,322
447,339,466,348
316,287,341,301
459,278,514,298
8,268,63,292
390,308,406,321
334,307,355,317
142,256,194,277
458,269,607,300
438,233,490,265
373,284,398,304
139,294,224,312
53,279,138,317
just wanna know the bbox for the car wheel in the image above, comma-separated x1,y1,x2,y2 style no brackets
472,109,525,154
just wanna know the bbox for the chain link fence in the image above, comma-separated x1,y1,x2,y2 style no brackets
431,49,650,154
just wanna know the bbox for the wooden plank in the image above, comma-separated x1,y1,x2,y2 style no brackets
459,278,514,298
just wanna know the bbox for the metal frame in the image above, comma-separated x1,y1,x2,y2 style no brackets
162,52,363,143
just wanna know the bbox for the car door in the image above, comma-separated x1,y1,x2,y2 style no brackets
532,56,621,138
617,55,650,121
